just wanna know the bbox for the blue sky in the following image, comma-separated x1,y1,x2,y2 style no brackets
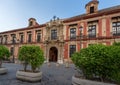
0,0,120,32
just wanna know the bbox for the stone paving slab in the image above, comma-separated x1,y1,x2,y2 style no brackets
0,63,75,85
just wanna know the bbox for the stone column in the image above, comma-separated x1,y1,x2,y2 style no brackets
57,45,60,63
46,44,49,62
45,43,49,63
58,43,63,64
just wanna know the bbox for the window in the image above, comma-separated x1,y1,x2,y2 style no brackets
88,25,96,38
11,35,16,44
69,45,76,57
19,33,24,43
0,37,3,44
5,36,7,44
29,21,33,26
112,22,120,36
70,28,76,39
10,47,14,55
90,6,94,13
37,33,41,42
28,34,32,43
36,30,41,42
20,35,24,43
51,29,57,40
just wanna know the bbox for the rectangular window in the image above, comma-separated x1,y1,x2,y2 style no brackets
28,34,32,43
70,28,76,40
37,33,41,42
51,29,57,40
112,22,120,36
90,6,94,13
5,36,7,44
88,25,96,38
69,45,76,57
10,47,14,55
0,37,3,44
20,35,24,43
11,35,16,44
36,30,41,42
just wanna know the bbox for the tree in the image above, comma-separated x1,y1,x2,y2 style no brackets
107,45,120,83
71,44,120,83
0,45,10,68
18,45,45,72
113,42,120,46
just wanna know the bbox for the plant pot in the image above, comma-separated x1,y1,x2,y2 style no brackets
0,67,8,74
16,70,42,82
72,75,116,85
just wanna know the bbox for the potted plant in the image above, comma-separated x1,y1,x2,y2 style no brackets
71,44,120,85
16,45,45,82
0,45,10,74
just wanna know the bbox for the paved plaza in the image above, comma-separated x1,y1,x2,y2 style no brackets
0,63,76,85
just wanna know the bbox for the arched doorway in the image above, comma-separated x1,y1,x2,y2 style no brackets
49,47,58,62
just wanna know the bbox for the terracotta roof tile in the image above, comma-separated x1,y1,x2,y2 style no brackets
63,5,120,23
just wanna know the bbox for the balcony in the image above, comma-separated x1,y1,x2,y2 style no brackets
66,34,120,41
44,35,64,42
88,34,96,38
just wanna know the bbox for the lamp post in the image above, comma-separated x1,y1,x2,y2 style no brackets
12,36,19,63
45,40,49,63
111,32,116,43
79,26,83,50
11,36,16,63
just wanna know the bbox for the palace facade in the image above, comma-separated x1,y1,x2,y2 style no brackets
0,0,120,63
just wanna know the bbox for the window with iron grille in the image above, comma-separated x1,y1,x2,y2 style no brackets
51,29,57,40
5,36,7,44
70,28,76,39
0,37,3,44
28,34,32,43
10,47,14,55
29,21,33,26
20,35,24,43
11,35,16,44
112,22,120,36
37,33,41,42
88,25,96,38
90,6,94,13
69,45,76,57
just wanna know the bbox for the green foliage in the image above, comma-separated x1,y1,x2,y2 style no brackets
0,45,10,67
107,46,120,83
18,45,45,72
0,45,10,59
71,44,120,83
113,42,120,46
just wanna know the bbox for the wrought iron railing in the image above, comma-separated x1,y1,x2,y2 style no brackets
66,35,120,41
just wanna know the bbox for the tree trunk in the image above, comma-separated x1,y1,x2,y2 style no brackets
31,66,36,72
0,60,2,68
23,61,28,72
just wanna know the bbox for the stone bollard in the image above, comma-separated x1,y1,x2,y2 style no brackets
56,63,59,67
47,63,50,67
65,62,69,68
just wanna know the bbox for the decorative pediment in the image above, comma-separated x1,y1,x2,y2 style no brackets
85,0,99,14
46,16,63,28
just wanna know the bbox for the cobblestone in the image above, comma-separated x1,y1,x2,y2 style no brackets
0,63,75,85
